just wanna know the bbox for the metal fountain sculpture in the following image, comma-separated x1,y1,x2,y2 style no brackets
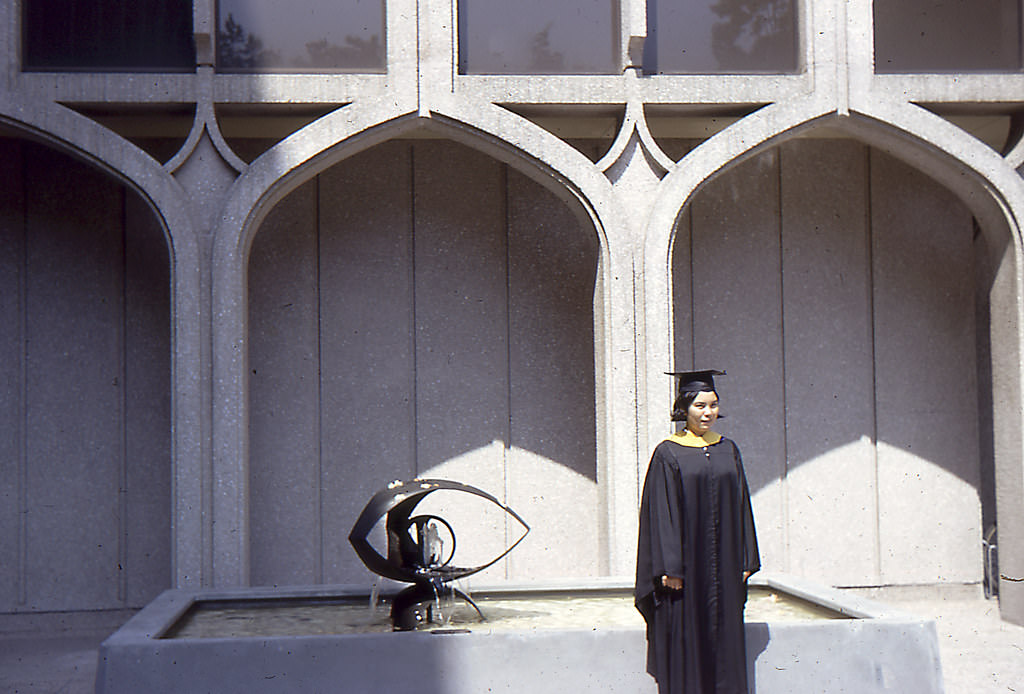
349,479,530,631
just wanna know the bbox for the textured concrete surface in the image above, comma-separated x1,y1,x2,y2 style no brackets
3,587,1023,693
3,0,1024,626
851,587,1024,694
90,577,942,694
1,633,105,694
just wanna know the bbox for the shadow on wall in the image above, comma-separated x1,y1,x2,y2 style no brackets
248,138,599,479
246,137,601,584
670,136,998,584
672,138,989,493
0,135,172,614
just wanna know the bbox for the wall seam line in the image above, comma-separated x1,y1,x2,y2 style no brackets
18,141,28,607
777,147,791,575
410,144,419,476
689,207,696,368
502,163,513,580
867,147,882,582
118,187,129,605
315,174,325,585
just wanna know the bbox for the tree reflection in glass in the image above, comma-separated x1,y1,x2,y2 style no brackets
874,0,1020,73
216,0,385,71
459,0,617,74
646,0,797,74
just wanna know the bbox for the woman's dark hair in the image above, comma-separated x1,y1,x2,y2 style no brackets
670,387,720,422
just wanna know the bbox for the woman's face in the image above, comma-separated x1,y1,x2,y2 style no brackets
686,391,719,435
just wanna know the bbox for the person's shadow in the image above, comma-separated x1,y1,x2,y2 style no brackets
745,622,771,692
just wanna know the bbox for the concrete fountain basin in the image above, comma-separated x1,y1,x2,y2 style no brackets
95,573,943,694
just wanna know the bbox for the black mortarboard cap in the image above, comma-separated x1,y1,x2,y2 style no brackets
667,369,725,395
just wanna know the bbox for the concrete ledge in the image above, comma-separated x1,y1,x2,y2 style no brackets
95,574,944,694
0,608,137,637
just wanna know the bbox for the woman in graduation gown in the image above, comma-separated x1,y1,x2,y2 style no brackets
635,370,760,694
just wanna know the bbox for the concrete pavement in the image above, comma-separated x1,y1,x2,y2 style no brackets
850,586,1024,694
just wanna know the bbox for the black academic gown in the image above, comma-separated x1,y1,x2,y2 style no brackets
635,432,760,694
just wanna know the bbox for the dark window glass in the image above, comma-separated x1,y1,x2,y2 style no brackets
216,0,385,72
874,0,1021,73
459,0,619,74
23,0,194,71
645,0,798,74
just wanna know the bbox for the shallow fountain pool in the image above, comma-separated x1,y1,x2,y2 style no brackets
163,585,848,639
96,574,944,694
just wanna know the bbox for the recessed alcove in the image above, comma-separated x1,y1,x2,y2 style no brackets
246,137,602,587
0,135,172,615
670,135,997,587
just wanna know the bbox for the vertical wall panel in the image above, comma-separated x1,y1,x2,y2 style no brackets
0,140,25,608
506,168,599,578
688,150,787,573
318,142,416,584
871,152,981,583
413,141,510,578
248,181,321,585
779,140,878,584
24,149,124,611
124,194,172,605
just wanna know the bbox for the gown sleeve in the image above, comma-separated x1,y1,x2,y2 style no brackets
735,445,761,577
635,444,684,621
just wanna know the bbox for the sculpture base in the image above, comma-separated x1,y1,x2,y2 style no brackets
390,582,484,631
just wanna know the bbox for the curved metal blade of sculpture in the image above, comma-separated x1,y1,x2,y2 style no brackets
349,478,530,583
349,478,531,630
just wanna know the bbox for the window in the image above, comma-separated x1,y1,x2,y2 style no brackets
23,0,194,71
216,0,385,72
645,0,798,74
874,0,1021,73
459,0,619,74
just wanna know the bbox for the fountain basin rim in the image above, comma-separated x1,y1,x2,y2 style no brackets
104,572,914,645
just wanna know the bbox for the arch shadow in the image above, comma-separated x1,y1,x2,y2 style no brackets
646,105,1022,487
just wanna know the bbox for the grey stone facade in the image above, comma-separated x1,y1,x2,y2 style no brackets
1,0,1023,626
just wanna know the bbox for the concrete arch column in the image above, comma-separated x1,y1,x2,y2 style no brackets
641,100,1024,624
210,99,640,585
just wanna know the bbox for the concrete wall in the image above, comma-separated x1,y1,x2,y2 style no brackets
247,140,599,585
244,135,984,589
0,131,994,611
3,0,1024,625
0,138,172,613
674,139,982,586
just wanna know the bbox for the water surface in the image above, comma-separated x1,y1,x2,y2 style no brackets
165,586,848,639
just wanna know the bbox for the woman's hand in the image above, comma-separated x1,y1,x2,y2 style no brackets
661,575,683,591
